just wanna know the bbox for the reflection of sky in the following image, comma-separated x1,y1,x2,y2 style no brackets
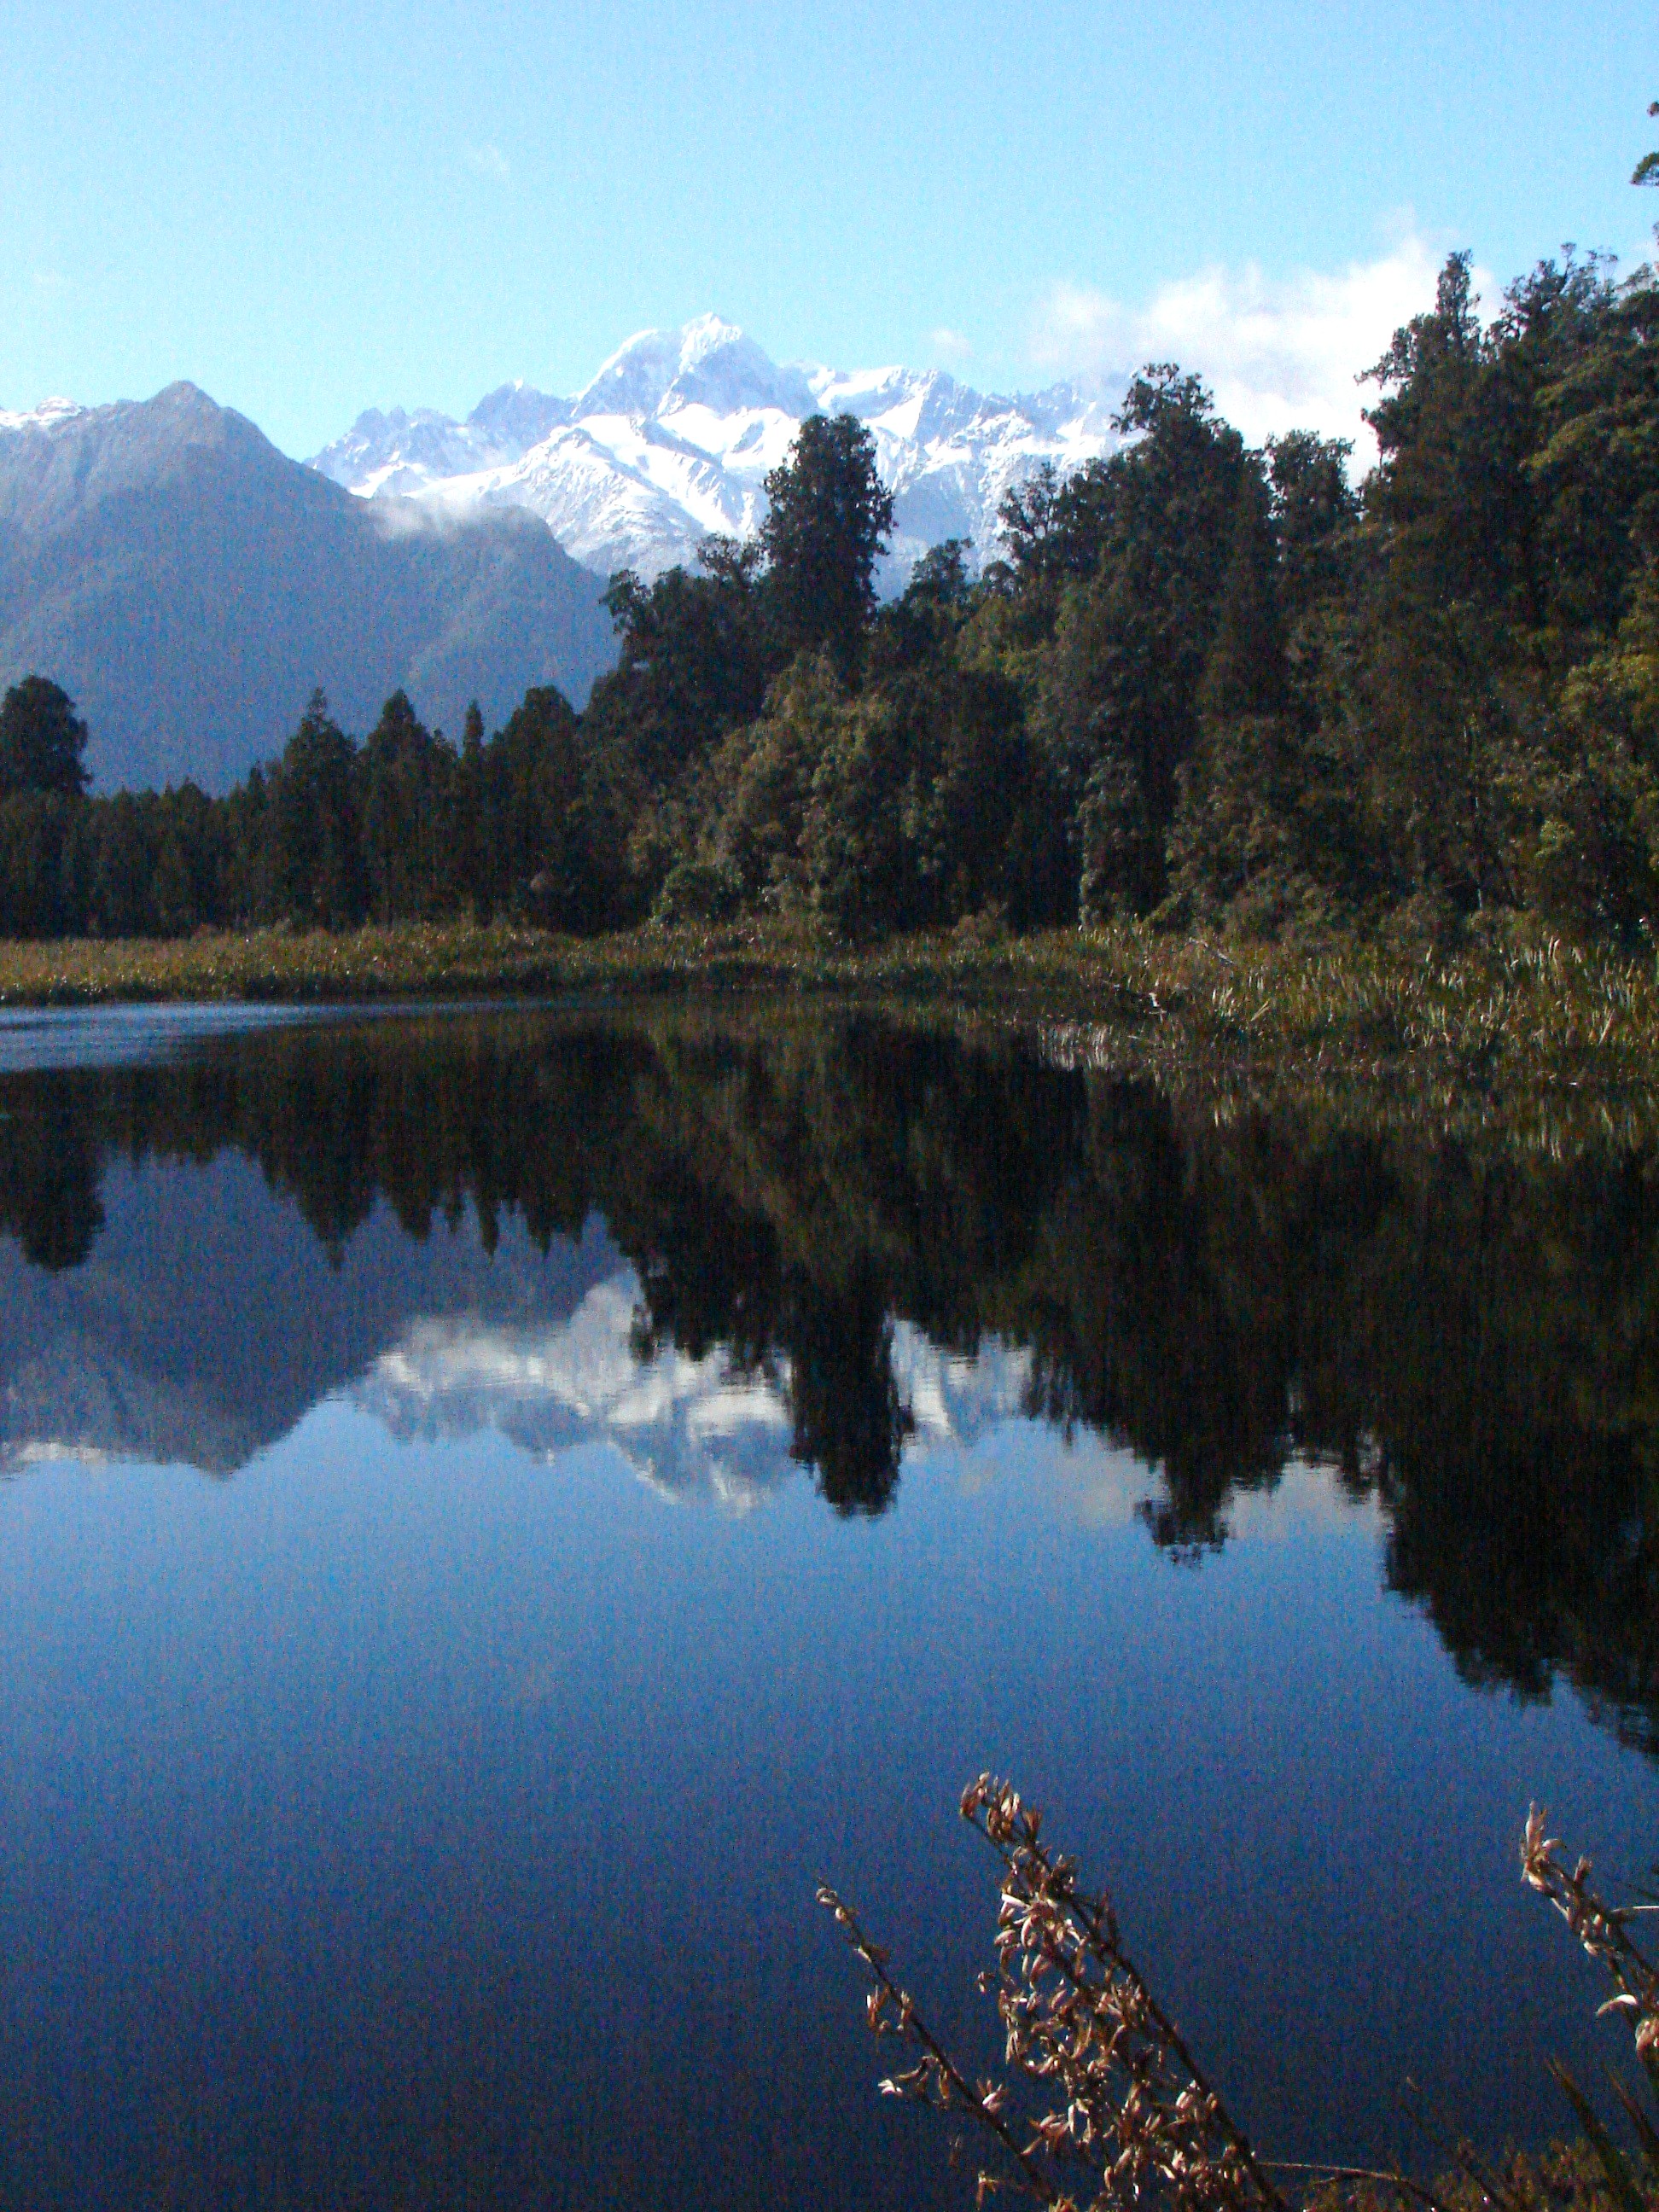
0,999,318,1073
1,1414,1654,2212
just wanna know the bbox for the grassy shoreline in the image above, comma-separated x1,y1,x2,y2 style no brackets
1,917,1656,1089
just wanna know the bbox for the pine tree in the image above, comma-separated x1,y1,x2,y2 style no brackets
0,677,90,800
760,414,895,674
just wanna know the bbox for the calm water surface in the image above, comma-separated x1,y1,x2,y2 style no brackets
0,1002,1655,2210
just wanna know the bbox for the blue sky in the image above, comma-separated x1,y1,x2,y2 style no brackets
2,0,1653,457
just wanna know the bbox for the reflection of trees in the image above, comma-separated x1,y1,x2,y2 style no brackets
0,1080,104,1268
786,1265,915,1515
2,1010,1657,1739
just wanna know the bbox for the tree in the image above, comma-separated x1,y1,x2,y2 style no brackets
486,684,614,930
268,690,364,928
0,677,90,800
589,555,768,790
868,539,975,678
1633,97,1658,189
801,690,919,940
1036,366,1249,917
760,413,894,672
359,690,456,922
1198,466,1286,724
1266,430,1359,637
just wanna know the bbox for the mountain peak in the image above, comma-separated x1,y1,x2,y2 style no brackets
574,324,688,419
678,311,745,361
311,320,1119,585
0,381,615,793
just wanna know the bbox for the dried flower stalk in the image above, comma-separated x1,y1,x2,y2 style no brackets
822,1785,1659,2212
1522,1807,1659,2086
819,1773,1291,2212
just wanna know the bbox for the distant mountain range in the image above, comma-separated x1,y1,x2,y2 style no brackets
0,323,1115,792
311,312,1119,584
0,382,615,792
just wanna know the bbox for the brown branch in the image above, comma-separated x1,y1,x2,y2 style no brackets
1262,2162,1458,2212
963,1789,1287,2212
816,1883,1066,2208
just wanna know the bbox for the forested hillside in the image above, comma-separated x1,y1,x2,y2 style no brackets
2,123,1656,948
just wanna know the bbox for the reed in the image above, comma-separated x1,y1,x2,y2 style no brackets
2,917,1658,1091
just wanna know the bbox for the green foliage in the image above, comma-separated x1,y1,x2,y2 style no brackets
359,690,454,923
591,546,768,789
710,652,846,910
801,689,918,939
760,412,894,673
1633,99,1659,190
268,690,366,928
653,856,743,925
1038,367,1251,920
0,676,90,800
5,117,1659,957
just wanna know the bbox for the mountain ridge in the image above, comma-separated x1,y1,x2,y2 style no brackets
311,313,1121,585
0,381,616,791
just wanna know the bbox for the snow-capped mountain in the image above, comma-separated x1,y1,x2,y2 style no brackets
311,314,1120,585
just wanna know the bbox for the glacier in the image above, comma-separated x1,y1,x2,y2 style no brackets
310,312,1121,586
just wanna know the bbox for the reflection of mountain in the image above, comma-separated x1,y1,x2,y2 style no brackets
355,1290,1033,1506
0,1153,622,1476
0,1003,1656,1750
0,1132,1032,1507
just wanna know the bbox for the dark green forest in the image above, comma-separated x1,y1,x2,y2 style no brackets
3,126,1658,950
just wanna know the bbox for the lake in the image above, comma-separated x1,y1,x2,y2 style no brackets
0,999,1654,2211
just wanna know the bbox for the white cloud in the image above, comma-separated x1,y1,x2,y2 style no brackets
1030,234,1482,463
928,325,973,362
463,143,510,182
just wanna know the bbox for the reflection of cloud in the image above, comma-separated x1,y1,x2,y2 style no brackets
352,1270,1034,1509
2,1440,114,1472
939,1426,1381,1550
1030,233,1471,463
463,143,510,181
1219,1458,1382,1545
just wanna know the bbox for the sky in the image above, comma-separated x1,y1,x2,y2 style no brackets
1,0,1654,459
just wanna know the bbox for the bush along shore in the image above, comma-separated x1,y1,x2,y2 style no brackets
3,917,1659,1100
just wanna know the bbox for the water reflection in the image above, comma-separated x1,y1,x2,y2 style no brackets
1,1004,1656,1749
3,1002,1659,2209
357,1295,1034,1509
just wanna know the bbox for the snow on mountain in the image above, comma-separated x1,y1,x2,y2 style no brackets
352,1266,1037,1510
0,396,85,435
311,313,1119,586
